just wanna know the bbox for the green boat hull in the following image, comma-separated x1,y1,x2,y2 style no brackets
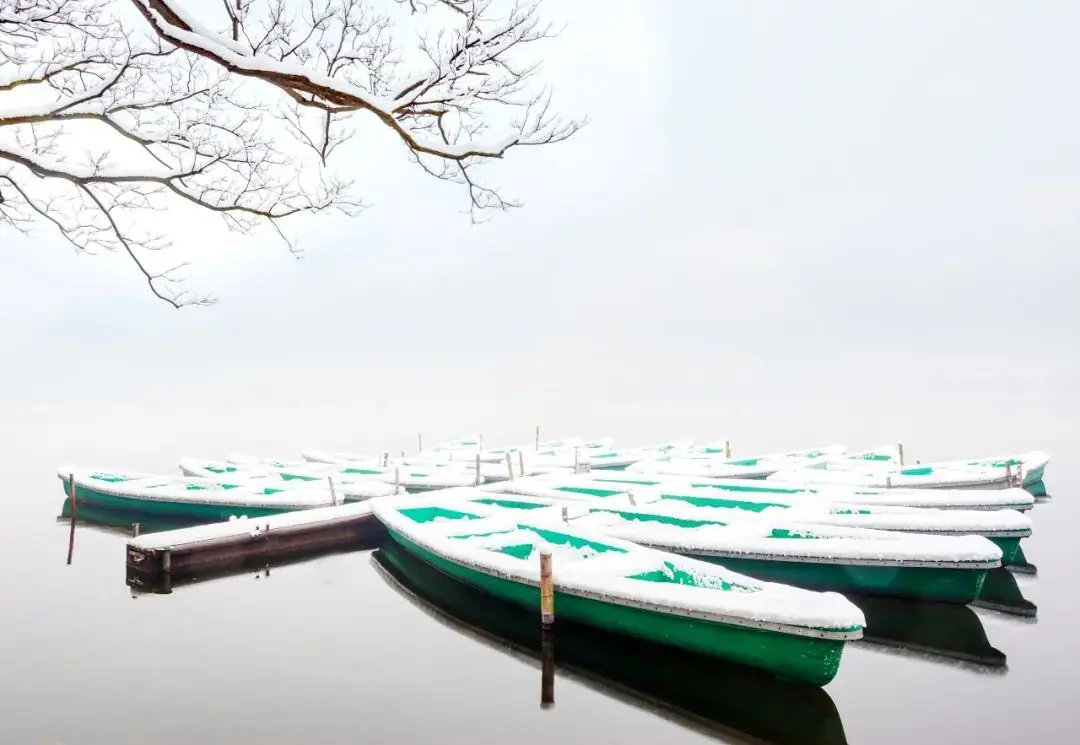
687,555,988,604
990,537,1022,566
386,529,852,687
1025,479,1047,497
63,482,296,522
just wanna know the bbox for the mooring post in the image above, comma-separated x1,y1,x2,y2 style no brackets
505,452,515,481
573,447,580,473
518,450,526,476
540,627,555,709
560,506,568,525
724,439,732,459
539,550,554,629
885,474,893,489
394,467,401,494
418,432,423,453
162,548,172,593
65,471,77,565
535,425,540,451
132,523,140,538
1005,461,1013,487
328,476,338,506
897,441,905,466
627,489,637,507
1016,462,1024,488
474,453,482,486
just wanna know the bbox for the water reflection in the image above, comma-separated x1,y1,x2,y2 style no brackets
846,593,1007,670
972,568,1038,618
372,539,849,745
57,497,205,536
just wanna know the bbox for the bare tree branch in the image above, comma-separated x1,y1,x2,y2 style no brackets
1,0,582,306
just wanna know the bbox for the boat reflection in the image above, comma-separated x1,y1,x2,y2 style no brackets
846,593,1007,670
972,568,1038,618
58,497,205,535
372,540,849,745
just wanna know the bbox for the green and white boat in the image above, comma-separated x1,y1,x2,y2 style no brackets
767,462,1016,491
182,457,480,491
371,494,865,687
627,445,848,480
527,471,1037,511
484,476,1033,565
56,467,337,521
448,491,1002,604
178,458,401,499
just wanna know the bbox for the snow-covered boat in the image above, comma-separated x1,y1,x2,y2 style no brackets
371,494,865,687
526,472,1036,511
57,467,337,521
767,462,1014,490
627,445,848,479
450,492,1002,604
483,476,1033,565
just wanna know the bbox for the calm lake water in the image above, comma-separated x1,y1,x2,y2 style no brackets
3,429,1074,745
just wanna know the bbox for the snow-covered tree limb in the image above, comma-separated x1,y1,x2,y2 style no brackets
0,0,581,306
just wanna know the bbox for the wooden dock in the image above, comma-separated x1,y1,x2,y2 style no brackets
126,502,386,592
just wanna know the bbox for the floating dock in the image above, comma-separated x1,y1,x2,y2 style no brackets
125,502,386,592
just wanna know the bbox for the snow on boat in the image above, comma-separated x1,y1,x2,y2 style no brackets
300,448,374,465
450,492,1003,604
57,467,337,521
275,463,480,491
224,453,310,469
527,471,1036,512
483,476,1033,565
370,494,865,687
937,450,1050,490
767,462,1014,490
627,445,848,479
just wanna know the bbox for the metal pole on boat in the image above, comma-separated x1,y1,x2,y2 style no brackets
505,452,515,481
539,550,554,629
65,471,77,565
328,476,339,506
897,441,905,466
540,628,555,708
475,453,482,486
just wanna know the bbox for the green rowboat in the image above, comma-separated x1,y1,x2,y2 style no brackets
370,494,865,686
484,476,1033,565
57,467,337,521
449,491,1002,604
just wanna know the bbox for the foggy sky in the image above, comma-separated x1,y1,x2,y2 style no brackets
2,0,1076,463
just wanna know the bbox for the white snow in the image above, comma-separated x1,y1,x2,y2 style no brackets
130,500,375,550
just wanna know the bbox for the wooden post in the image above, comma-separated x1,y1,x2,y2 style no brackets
505,452,515,480
65,471,77,565
328,476,338,506
394,467,401,494
897,441,905,466
132,523,140,538
540,628,555,709
560,506,569,525
162,548,172,593
518,450,526,476
418,432,423,453
1016,462,1024,488
573,447,580,473
474,453,482,486
535,425,541,451
885,474,893,489
539,550,554,628
724,439,732,459
1005,461,1013,487
400,449,405,459
627,489,637,507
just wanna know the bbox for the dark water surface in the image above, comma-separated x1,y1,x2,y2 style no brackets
3,440,1075,745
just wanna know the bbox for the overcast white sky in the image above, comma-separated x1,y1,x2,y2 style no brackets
2,0,1076,465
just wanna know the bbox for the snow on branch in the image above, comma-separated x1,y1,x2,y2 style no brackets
0,0,581,306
